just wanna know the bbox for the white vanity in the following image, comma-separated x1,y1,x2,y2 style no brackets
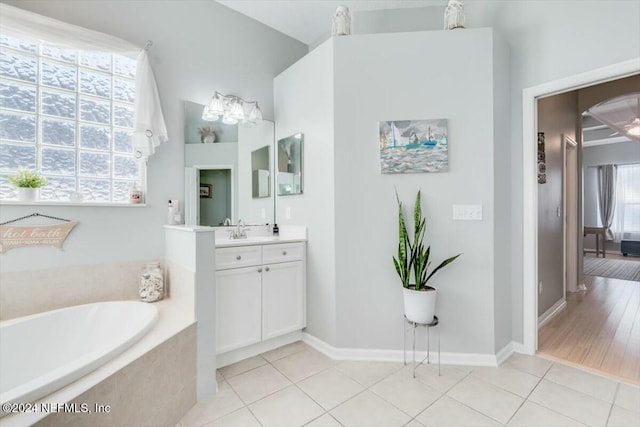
213,226,307,366
215,236,306,356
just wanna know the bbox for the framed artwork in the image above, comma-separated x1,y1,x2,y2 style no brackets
379,119,449,173
537,132,546,184
200,183,212,198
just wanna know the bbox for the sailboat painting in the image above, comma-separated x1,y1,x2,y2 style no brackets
379,119,449,173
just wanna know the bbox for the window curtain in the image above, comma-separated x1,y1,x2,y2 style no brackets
0,3,168,159
612,164,640,241
597,164,617,241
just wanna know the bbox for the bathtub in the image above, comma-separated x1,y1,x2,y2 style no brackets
0,301,157,415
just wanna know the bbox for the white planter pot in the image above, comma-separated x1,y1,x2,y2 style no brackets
17,187,37,202
403,286,437,324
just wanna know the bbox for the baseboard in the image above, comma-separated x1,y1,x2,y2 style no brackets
302,332,499,367
217,331,302,368
538,299,567,328
495,341,528,365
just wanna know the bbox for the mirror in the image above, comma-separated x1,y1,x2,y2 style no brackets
183,101,274,226
252,146,271,198
277,133,303,195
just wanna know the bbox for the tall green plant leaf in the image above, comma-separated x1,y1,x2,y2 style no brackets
425,254,462,283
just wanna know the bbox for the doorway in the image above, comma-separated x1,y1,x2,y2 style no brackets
522,60,640,377
184,165,235,226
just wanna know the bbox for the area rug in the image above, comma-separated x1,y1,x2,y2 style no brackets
583,257,640,282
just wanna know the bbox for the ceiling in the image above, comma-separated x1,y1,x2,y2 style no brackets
582,114,632,147
217,0,446,45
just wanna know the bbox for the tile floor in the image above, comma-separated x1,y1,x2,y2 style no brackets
177,342,640,427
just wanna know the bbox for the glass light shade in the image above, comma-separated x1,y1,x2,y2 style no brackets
588,93,640,142
625,118,640,137
229,99,245,120
248,103,263,123
222,113,238,125
201,105,219,121
208,93,225,116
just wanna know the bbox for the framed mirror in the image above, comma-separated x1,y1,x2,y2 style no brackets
251,146,271,198
277,133,303,195
183,101,275,226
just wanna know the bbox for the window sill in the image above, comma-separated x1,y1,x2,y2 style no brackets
0,201,147,207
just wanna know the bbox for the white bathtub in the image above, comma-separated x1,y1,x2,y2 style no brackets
0,301,157,414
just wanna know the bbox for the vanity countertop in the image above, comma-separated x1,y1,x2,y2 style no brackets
215,236,306,248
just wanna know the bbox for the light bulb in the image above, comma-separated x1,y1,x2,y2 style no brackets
201,105,219,121
208,93,225,116
229,98,245,120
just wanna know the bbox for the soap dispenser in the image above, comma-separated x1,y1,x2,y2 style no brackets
272,223,279,236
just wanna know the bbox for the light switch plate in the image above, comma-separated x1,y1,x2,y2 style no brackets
453,204,483,221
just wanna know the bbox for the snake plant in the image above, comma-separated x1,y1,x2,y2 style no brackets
393,190,461,290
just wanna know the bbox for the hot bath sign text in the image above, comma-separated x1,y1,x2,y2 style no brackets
0,222,78,253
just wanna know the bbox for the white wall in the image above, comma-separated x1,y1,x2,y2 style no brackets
274,41,336,345
0,0,306,272
331,29,500,354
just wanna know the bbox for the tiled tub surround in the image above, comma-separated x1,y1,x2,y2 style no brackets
34,324,197,427
0,259,165,321
0,260,198,427
179,341,640,427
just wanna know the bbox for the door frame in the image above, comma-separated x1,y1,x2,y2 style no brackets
186,164,235,226
521,58,640,354
563,134,578,295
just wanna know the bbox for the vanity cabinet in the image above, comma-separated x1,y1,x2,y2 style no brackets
215,242,306,354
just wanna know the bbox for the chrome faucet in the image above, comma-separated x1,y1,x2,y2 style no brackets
228,219,250,239
223,218,231,226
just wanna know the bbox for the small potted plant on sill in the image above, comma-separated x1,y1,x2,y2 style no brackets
8,169,47,202
393,190,461,324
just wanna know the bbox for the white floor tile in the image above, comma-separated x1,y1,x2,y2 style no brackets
272,348,335,382
412,364,470,393
615,383,640,413
219,355,267,379
503,353,552,377
471,365,540,397
297,368,364,410
227,364,291,404
370,369,442,417
544,363,619,402
404,419,425,427
415,395,501,427
203,407,261,427
262,340,309,362
330,390,411,427
447,376,524,424
507,401,586,427
607,405,640,427
180,381,244,426
305,413,343,427
528,379,611,427
248,385,324,427
334,361,404,387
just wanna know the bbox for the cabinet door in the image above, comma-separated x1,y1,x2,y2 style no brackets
216,266,262,354
262,261,305,340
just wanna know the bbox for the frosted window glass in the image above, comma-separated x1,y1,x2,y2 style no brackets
113,129,133,153
41,45,76,63
0,175,18,199
113,55,136,78
0,111,36,141
39,176,76,201
41,61,77,91
113,103,134,128
0,50,36,82
0,143,36,171
80,97,110,124
80,124,110,150
79,52,111,72
80,70,111,98
41,118,75,147
113,78,135,103
0,80,36,112
79,178,110,202
0,35,37,53
41,89,76,119
79,151,110,177
41,147,76,175
114,155,139,179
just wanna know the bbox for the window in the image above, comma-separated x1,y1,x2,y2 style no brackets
0,35,142,203
612,164,640,238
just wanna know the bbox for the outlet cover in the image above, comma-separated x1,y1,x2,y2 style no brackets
453,204,483,221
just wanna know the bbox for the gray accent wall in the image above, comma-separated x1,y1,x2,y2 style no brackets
537,91,579,317
0,0,307,273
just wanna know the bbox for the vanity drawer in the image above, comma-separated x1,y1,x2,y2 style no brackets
262,242,304,264
216,246,262,270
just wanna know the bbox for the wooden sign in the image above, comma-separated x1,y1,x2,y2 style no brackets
0,222,78,253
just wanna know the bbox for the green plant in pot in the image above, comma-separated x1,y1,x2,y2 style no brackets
393,190,461,323
8,169,47,202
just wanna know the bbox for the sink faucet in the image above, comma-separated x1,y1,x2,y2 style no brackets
223,218,231,226
228,219,250,239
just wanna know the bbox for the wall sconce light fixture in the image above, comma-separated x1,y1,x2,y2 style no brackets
202,91,263,126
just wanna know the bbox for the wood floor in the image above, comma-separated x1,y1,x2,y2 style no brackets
538,275,640,383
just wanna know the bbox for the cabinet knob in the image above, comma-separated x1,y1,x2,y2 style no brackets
282,251,287,255
265,267,270,272
236,255,242,260
257,268,262,273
